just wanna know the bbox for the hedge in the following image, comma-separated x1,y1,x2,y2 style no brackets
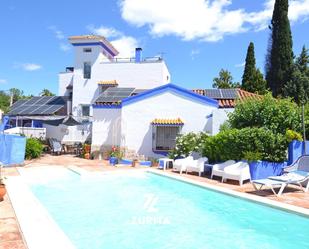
201,128,288,163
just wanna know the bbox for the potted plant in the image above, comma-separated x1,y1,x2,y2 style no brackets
109,146,123,166
244,151,286,180
150,158,159,167
0,164,6,202
132,159,139,167
82,143,91,159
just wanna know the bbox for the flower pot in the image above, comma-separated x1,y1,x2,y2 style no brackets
249,161,286,180
109,157,118,166
0,184,6,202
132,159,139,167
84,153,90,160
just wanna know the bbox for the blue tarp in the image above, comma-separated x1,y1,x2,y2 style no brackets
0,134,26,166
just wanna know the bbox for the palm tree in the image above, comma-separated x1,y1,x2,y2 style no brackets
40,89,55,96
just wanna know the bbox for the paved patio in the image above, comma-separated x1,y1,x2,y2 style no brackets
1,154,309,249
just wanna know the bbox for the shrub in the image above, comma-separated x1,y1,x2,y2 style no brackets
285,129,303,142
25,138,43,159
228,94,301,134
108,146,123,159
168,132,208,159
243,151,263,162
201,128,288,163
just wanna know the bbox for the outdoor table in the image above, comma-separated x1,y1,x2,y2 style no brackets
204,163,213,175
158,158,174,170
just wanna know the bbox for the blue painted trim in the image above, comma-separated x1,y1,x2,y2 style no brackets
119,159,133,165
72,42,117,57
122,84,218,107
92,104,122,109
139,161,152,166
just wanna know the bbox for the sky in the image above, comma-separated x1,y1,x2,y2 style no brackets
0,0,309,95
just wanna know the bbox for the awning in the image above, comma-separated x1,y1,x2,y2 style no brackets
9,115,88,126
151,118,184,126
97,80,118,86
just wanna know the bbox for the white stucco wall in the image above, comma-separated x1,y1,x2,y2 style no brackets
43,123,91,143
121,90,217,158
58,72,74,96
211,108,234,135
91,108,122,149
59,44,170,118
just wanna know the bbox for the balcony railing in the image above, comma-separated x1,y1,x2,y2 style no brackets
101,56,163,64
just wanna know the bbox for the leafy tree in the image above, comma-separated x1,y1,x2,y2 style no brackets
212,69,240,89
9,88,24,102
228,94,301,135
284,46,309,105
265,0,294,97
40,89,55,96
0,91,10,113
241,42,267,94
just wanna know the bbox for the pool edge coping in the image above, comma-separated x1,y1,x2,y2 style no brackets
6,167,76,249
147,169,309,217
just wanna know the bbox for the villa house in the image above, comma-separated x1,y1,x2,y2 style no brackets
6,35,259,159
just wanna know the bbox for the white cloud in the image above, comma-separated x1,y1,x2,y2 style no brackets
48,25,65,40
60,43,71,52
235,62,245,68
20,63,42,71
87,25,139,58
120,0,309,42
190,49,200,60
0,79,7,84
111,36,139,57
87,25,122,38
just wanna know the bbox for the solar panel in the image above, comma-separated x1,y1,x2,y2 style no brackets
7,96,67,116
204,89,238,99
220,89,237,99
10,100,27,109
95,87,135,103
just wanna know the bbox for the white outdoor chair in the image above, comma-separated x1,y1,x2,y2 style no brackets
210,160,236,179
222,161,251,186
173,156,194,174
186,157,208,177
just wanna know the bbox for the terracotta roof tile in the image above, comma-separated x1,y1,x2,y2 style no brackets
97,80,118,85
192,88,261,108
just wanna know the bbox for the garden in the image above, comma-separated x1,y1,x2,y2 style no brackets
169,94,308,179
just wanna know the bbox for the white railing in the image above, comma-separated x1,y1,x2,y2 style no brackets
4,127,46,139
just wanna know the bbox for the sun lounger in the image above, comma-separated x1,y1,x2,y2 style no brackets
186,157,208,177
252,171,309,196
252,179,289,196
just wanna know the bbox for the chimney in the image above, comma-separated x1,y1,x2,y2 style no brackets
135,48,142,63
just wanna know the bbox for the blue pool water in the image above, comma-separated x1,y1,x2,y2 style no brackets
29,170,309,249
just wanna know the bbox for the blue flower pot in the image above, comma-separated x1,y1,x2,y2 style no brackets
109,157,118,166
249,161,286,180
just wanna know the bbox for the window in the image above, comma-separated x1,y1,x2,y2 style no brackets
83,62,91,79
81,105,90,117
83,48,92,53
153,126,180,151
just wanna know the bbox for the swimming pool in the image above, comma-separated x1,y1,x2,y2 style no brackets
28,169,309,249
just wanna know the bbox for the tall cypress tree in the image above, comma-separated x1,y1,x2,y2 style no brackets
241,42,266,94
242,42,256,90
265,0,294,97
